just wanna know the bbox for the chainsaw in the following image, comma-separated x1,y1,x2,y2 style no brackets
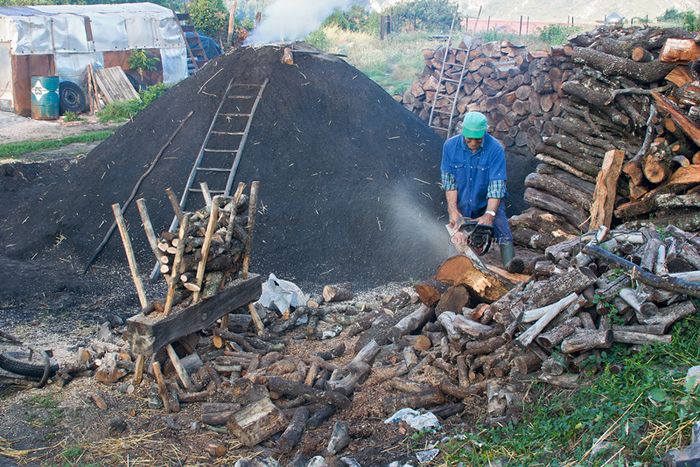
447,218,494,256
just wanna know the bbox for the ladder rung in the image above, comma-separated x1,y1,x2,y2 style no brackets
211,131,244,135
434,109,454,115
434,93,454,101
228,95,255,99
430,125,449,130
232,84,262,87
444,62,464,67
204,148,239,153
189,188,226,194
197,167,231,172
219,113,251,117
443,78,461,83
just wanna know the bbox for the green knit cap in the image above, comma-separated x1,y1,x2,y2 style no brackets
462,111,488,138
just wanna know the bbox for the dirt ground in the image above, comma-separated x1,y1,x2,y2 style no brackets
0,271,488,466
0,111,117,145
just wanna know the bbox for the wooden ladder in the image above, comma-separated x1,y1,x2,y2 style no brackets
176,13,208,74
150,78,268,279
428,11,474,138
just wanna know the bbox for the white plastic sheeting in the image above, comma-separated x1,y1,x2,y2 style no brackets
160,47,188,85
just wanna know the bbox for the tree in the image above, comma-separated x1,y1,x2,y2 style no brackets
389,0,457,32
189,0,228,39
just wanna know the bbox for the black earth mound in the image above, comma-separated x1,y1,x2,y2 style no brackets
1,45,455,293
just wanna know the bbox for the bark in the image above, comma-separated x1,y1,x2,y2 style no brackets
436,285,470,316
277,407,309,453
524,187,588,229
227,397,287,447
612,331,672,345
389,305,435,343
584,244,700,297
590,149,625,229
536,141,602,178
266,376,351,409
561,329,613,353
322,283,353,302
383,387,445,413
414,279,448,307
516,293,579,348
536,316,582,348
462,336,507,356
572,47,675,84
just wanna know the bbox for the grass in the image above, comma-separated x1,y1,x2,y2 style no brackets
0,130,113,160
97,83,169,123
308,26,441,96
441,314,700,465
306,25,583,97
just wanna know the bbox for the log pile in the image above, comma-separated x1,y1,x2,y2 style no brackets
403,26,700,253
402,37,571,157
62,221,698,462
152,193,248,306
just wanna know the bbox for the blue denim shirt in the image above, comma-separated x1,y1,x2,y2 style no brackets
440,133,507,218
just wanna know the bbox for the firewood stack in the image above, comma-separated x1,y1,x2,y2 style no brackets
94,226,697,448
154,194,248,303
403,26,700,253
401,37,571,156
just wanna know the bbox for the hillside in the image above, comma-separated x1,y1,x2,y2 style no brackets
458,0,698,24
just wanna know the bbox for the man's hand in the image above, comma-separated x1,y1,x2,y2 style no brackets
448,208,461,229
476,212,495,226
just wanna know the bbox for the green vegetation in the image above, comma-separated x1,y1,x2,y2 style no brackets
62,111,82,123
538,24,581,45
0,131,113,159
441,314,700,465
658,8,700,31
189,0,227,39
389,0,458,32
60,446,84,461
97,83,169,123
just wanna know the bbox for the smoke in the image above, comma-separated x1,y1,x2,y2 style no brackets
246,0,364,46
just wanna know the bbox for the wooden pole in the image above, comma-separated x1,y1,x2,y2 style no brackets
241,181,259,278
192,196,220,303
519,16,523,36
199,181,212,209
526,16,529,34
133,354,145,385
112,203,149,309
165,187,184,223
166,344,192,390
136,198,165,266
486,16,490,31
152,361,171,413
226,0,238,46
164,215,189,314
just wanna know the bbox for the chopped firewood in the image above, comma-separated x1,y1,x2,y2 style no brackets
322,282,353,302
227,397,287,447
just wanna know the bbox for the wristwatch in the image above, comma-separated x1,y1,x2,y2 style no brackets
485,210,496,217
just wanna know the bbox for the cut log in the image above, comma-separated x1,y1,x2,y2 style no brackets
435,285,470,316
463,336,507,356
631,46,652,62
516,293,579,348
535,154,597,183
660,38,700,63
414,279,447,306
590,149,625,229
277,407,309,453
322,283,353,303
612,331,672,345
561,329,613,353
652,91,700,146
226,397,287,447
389,305,435,343
536,316,582,348
435,254,513,302
524,187,587,228
383,386,445,413
524,267,597,310
640,300,697,331
524,172,592,211
267,376,351,408
572,47,675,84
584,244,700,297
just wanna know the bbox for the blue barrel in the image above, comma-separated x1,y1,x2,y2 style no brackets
30,76,60,120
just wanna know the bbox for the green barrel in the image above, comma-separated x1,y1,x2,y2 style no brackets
30,76,60,120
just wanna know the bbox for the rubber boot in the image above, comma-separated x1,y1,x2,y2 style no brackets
500,242,524,273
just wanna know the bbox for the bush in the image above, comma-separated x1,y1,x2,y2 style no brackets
323,5,377,33
189,0,227,38
390,0,457,32
97,83,169,122
306,28,329,50
538,24,580,45
683,11,700,31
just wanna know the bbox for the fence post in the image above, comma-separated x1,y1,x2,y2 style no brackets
519,15,523,36
526,16,530,34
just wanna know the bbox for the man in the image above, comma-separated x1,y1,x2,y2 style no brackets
440,111,517,269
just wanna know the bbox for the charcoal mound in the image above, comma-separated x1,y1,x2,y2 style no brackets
0,45,450,292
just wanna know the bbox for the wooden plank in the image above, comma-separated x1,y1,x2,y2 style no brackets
590,149,625,229
652,91,700,147
94,66,140,103
660,38,700,63
127,273,261,355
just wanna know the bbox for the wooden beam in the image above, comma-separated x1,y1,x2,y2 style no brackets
590,149,624,229
127,274,261,355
